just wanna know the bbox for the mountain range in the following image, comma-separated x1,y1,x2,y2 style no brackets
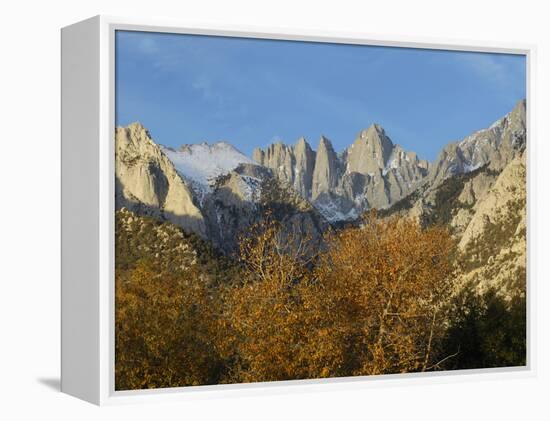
115,99,526,272
253,125,430,221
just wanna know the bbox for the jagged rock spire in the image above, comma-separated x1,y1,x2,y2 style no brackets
312,136,339,200
293,137,316,197
346,124,394,174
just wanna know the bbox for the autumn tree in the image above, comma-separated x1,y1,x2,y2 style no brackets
222,213,456,383
115,262,223,390
221,217,318,383
310,212,456,376
115,210,459,388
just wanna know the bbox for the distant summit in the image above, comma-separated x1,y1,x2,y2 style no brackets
161,141,253,187
254,125,429,221
428,99,526,185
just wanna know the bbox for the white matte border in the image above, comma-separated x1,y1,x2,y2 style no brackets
97,15,535,405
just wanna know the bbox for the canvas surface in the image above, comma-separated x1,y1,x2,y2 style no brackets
113,30,527,391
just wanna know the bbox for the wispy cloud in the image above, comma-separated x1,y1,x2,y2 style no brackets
191,76,224,106
120,32,227,72
456,53,508,83
138,37,158,54
454,52,525,100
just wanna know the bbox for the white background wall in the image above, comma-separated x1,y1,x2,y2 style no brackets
1,0,548,419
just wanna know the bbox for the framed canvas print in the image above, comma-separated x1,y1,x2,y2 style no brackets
61,15,533,405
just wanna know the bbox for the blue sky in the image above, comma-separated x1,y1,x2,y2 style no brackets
115,30,526,162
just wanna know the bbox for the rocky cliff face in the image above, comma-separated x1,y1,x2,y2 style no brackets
345,124,394,174
380,100,526,229
311,136,340,200
456,152,526,299
254,124,430,221
338,125,430,211
254,101,525,223
428,100,526,186
115,123,207,238
200,163,327,254
116,124,327,254
253,137,316,199
294,137,316,198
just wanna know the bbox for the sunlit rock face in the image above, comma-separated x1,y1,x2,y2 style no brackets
255,126,429,222
115,123,207,238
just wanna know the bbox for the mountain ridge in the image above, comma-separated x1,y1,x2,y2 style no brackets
115,99,526,239
115,125,328,253
254,123,432,221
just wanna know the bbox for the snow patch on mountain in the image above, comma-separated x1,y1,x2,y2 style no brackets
161,142,253,187
463,162,483,172
238,175,263,202
313,197,359,222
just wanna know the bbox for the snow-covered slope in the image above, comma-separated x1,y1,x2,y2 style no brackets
161,142,253,188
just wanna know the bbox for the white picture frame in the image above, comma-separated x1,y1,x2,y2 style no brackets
61,15,535,405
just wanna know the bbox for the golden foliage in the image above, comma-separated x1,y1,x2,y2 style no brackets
221,218,317,382
115,263,222,390
221,213,455,382
311,212,455,375
115,211,458,388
